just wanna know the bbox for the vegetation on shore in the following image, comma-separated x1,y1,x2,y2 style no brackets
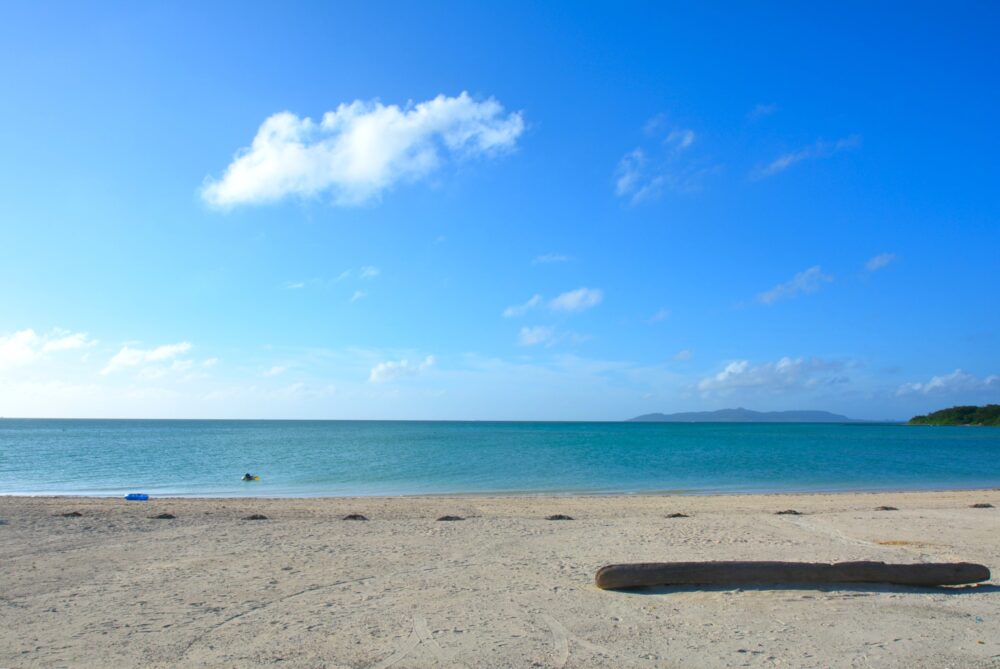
908,405,1000,426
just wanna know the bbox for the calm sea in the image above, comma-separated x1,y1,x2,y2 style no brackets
1,419,999,497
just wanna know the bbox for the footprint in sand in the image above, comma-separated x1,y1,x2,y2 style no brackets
542,614,615,668
369,617,470,669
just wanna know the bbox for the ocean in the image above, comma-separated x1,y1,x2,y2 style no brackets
1,419,999,497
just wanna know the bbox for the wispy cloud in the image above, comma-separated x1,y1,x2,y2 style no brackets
757,266,833,305
698,357,848,396
350,290,367,303
263,365,288,377
748,103,778,121
532,253,570,265
673,349,693,362
896,369,999,396
615,117,718,204
101,342,192,375
503,294,543,318
284,281,306,290
369,355,435,383
865,252,897,273
752,135,861,180
550,287,603,313
202,92,524,208
649,308,670,323
504,288,603,317
359,265,380,279
665,128,696,150
518,326,556,346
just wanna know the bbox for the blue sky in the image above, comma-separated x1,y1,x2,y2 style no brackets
1,2,997,420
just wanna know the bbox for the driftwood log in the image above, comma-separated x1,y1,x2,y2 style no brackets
595,561,990,590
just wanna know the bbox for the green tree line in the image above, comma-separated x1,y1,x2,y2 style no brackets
909,404,1000,426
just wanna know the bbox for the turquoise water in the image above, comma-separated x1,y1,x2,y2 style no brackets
1,419,999,497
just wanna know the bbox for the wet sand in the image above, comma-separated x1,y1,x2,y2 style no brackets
1,490,998,668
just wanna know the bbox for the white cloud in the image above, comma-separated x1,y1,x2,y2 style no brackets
202,358,219,367
0,329,41,367
532,253,569,265
359,265,380,279
503,294,543,318
865,252,897,273
0,329,95,368
550,287,603,313
369,355,435,383
201,92,524,207
649,308,670,323
264,365,288,377
896,369,999,396
615,148,646,199
518,326,556,346
350,290,367,303
284,281,306,289
697,357,848,396
748,103,778,120
673,349,693,362
665,128,696,150
757,266,833,305
615,118,717,204
101,342,192,375
615,148,718,204
42,331,94,352
752,135,861,180
643,114,667,135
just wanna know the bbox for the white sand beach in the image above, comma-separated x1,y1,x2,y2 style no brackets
1,490,999,668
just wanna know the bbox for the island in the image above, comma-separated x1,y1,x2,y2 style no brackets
908,405,1000,426
628,408,857,423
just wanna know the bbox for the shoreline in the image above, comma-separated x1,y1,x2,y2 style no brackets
3,483,999,500
3,489,998,668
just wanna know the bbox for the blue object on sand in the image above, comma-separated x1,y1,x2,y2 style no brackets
125,493,149,501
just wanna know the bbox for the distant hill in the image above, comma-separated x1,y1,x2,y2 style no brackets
908,405,1000,427
628,408,857,423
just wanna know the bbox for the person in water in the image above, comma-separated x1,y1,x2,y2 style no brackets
242,473,256,481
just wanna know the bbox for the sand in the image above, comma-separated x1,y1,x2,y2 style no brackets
1,490,998,668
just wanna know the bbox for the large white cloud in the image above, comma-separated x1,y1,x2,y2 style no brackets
0,329,94,369
202,92,524,207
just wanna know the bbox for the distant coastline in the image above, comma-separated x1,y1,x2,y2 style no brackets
908,404,1000,427
627,407,865,423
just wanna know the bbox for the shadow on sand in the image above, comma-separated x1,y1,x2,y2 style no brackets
611,582,1000,596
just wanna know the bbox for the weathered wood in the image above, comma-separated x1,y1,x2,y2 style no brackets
595,561,991,589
